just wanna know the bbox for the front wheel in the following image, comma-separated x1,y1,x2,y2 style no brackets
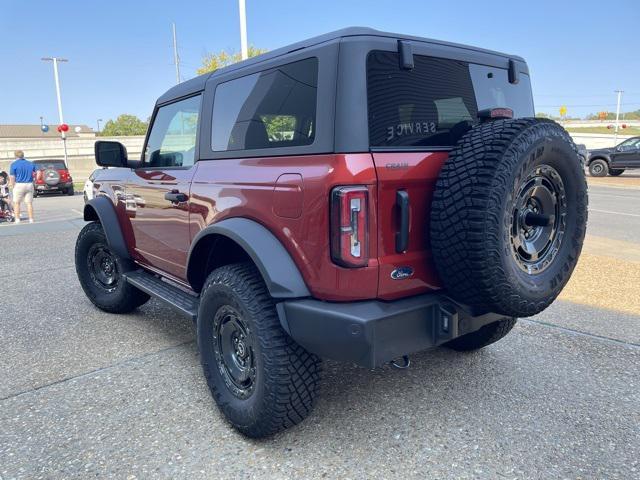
589,159,609,177
75,222,149,313
197,263,321,438
609,169,625,176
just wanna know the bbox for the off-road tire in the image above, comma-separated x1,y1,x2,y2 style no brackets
430,118,587,318
197,263,321,438
445,318,517,351
609,168,625,176
75,222,149,313
588,159,609,177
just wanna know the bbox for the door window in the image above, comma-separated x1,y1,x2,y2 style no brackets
145,95,201,167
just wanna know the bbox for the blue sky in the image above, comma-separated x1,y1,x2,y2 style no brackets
1,0,639,127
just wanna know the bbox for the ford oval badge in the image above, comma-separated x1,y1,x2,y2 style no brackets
391,267,414,280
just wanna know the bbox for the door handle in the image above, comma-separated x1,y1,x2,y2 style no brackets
164,190,188,203
395,190,409,253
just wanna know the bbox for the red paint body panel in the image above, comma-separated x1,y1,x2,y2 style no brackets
94,151,447,302
125,168,197,279
371,152,448,300
189,154,379,301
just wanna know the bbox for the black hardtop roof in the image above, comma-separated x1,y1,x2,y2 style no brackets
157,27,525,104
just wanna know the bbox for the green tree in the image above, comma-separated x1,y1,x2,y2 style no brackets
197,46,268,75
100,114,148,136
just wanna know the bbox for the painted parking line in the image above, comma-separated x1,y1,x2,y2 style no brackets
589,208,640,218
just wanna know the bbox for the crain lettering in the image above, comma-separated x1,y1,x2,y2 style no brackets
386,122,436,141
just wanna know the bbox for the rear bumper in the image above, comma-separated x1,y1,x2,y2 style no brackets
277,294,511,368
35,182,73,191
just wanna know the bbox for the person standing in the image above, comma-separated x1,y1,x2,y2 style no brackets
9,150,37,224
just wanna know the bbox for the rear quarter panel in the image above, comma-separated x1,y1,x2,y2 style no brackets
189,154,380,301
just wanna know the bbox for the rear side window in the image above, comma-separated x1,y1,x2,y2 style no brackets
212,57,318,152
367,51,478,147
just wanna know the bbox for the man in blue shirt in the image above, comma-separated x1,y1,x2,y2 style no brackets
9,150,37,224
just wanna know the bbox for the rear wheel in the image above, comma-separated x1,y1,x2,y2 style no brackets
75,222,149,313
445,318,517,351
430,119,587,318
197,263,321,438
588,159,609,177
67,186,75,196
609,168,625,176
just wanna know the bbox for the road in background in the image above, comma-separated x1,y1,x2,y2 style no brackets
1,186,638,478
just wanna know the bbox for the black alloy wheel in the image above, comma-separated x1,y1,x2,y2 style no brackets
510,165,567,275
87,244,119,292
212,305,257,399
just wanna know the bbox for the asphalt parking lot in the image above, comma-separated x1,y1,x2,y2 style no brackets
1,182,639,479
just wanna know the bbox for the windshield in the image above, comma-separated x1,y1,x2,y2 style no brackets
35,160,66,170
618,137,640,149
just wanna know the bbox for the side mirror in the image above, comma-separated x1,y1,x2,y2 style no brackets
95,141,128,168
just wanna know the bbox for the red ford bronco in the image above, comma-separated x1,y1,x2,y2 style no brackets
76,28,587,437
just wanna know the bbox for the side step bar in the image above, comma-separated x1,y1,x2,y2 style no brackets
124,270,200,321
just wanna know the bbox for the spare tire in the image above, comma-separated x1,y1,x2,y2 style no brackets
44,168,60,186
430,118,587,318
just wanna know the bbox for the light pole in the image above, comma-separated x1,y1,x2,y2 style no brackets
97,118,103,135
614,89,623,146
39,116,44,135
41,57,69,165
238,0,248,60
172,23,181,84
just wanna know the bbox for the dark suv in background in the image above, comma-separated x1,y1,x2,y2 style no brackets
75,28,587,437
33,159,74,196
588,136,640,176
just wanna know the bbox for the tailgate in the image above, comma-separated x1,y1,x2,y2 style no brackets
372,151,447,300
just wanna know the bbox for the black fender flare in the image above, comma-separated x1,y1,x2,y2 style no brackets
187,218,310,299
83,196,131,260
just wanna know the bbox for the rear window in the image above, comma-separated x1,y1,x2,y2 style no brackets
367,51,534,148
35,160,66,170
212,57,318,152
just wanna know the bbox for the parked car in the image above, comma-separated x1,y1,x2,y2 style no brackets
83,168,105,203
75,28,587,438
33,159,74,196
587,136,640,176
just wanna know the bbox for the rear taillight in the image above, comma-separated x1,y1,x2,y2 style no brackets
330,186,369,267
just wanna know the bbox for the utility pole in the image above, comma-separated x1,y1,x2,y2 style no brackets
238,0,248,60
172,23,181,84
97,118,103,135
41,57,69,166
614,89,623,145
